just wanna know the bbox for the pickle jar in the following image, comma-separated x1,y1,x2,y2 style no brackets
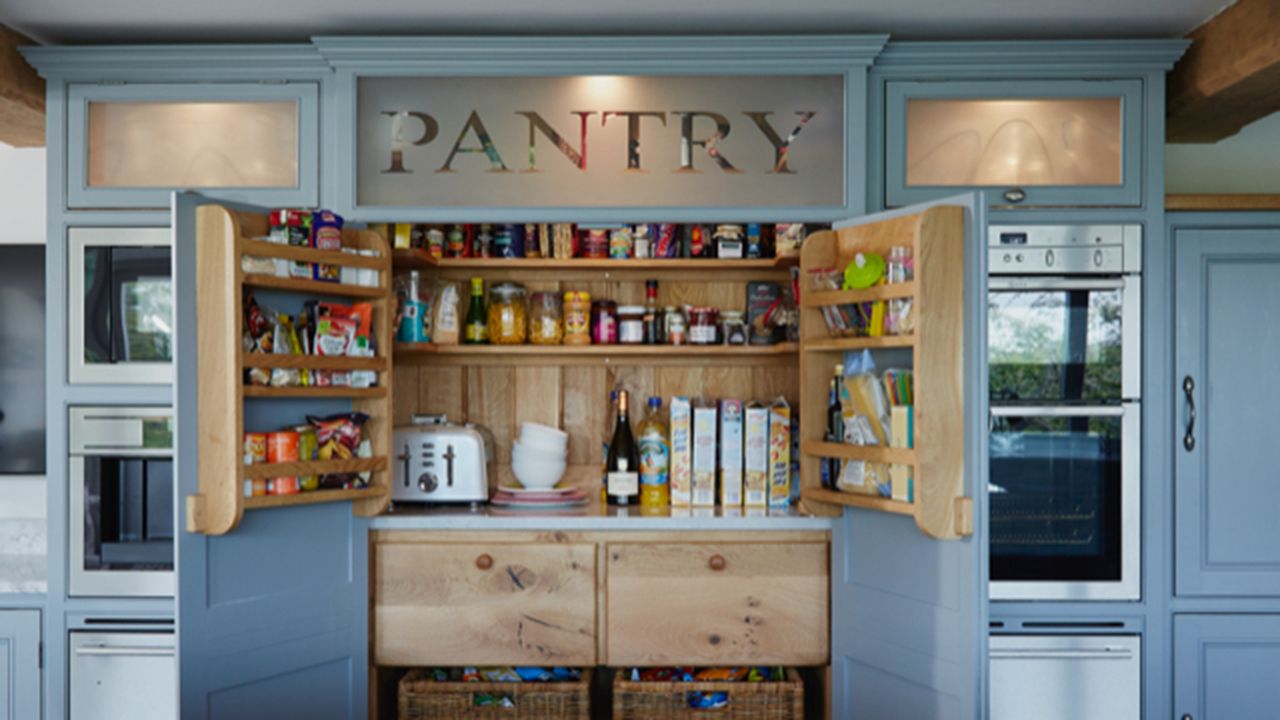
487,282,528,345
529,291,564,345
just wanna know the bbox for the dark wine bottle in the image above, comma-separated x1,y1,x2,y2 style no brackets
606,390,640,505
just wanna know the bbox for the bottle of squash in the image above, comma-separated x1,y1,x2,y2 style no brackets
637,396,671,509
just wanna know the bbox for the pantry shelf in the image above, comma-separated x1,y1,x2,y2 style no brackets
242,385,388,399
241,353,388,371
392,249,799,281
801,487,915,516
243,486,386,511
802,335,916,351
242,457,388,480
241,237,387,269
802,282,917,308
801,440,917,467
242,273,387,299
394,342,800,366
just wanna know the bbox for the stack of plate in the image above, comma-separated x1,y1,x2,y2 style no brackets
491,484,588,509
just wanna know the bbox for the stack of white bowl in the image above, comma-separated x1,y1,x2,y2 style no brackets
511,422,568,489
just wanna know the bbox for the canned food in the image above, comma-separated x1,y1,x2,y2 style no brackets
269,476,300,495
563,291,592,345
266,431,300,464
243,432,267,465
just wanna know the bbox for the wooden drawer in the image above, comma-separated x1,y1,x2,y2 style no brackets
374,541,596,666
605,542,829,666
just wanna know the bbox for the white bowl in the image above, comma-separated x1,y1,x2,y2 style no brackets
512,439,567,463
511,456,567,489
519,422,569,451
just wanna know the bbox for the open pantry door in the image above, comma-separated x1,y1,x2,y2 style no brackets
172,192,370,720
827,193,989,719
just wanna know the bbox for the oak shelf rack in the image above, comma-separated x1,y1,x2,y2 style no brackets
394,342,800,367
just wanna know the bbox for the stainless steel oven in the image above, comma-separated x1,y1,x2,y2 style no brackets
68,228,173,384
988,225,1141,601
69,407,174,597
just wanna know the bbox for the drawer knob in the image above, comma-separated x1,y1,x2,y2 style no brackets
475,553,494,570
708,554,726,571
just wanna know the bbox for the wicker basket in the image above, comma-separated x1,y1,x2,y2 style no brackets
611,668,804,720
398,668,592,719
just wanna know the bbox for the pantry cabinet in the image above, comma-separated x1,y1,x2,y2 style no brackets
66,82,320,209
0,610,40,720
1174,615,1280,720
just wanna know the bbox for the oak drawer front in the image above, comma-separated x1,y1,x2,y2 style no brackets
374,542,596,666
605,542,829,666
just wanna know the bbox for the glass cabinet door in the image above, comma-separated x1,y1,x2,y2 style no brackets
885,80,1143,208
67,83,318,208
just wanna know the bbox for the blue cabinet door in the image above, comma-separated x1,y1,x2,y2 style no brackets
173,193,368,720
830,194,988,719
1175,229,1280,596
0,610,40,720
1175,614,1280,719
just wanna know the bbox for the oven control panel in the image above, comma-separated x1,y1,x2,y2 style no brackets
988,225,1141,274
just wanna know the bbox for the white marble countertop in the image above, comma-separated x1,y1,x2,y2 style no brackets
371,498,835,531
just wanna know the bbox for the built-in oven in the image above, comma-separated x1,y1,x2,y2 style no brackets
68,228,172,384
69,406,174,597
988,225,1141,601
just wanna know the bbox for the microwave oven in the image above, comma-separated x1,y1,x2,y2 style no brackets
68,228,173,384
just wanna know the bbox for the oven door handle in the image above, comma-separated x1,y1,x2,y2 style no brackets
989,278,1126,291
74,644,175,658
990,405,1126,417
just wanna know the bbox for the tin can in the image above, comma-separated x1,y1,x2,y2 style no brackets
269,476,300,495
266,431,300,464
563,291,592,345
243,432,267,466
249,478,268,497
425,227,445,259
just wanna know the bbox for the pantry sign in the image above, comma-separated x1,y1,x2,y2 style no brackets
355,75,845,208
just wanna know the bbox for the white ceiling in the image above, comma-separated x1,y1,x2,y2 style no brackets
0,0,1233,45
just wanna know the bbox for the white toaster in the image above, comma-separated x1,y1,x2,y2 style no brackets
392,415,490,503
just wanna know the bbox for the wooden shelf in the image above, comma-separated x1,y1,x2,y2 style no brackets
241,237,386,269
801,487,915,516
241,353,388,371
395,249,799,281
801,440,916,467
243,486,386,510
242,385,387,398
243,457,388,480
241,272,386,298
802,335,916,351
395,342,800,366
802,282,916,307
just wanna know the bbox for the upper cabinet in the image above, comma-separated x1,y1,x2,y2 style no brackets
66,82,319,209
885,79,1143,208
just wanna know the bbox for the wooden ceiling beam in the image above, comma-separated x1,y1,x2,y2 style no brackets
0,25,43,148
1168,0,1280,144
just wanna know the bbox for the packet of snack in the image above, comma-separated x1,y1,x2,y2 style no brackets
311,210,344,282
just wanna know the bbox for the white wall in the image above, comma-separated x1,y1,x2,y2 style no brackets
0,143,45,245
1166,111,1280,194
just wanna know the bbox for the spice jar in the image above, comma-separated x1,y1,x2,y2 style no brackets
688,307,719,345
487,282,528,345
617,305,645,344
529,291,563,345
563,291,591,345
722,311,747,345
581,228,609,259
662,307,686,345
591,300,618,345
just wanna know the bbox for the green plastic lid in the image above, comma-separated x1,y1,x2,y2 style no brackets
843,252,886,289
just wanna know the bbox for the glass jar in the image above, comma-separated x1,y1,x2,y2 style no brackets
581,228,609,259
688,307,719,345
663,307,686,345
722,311,747,345
487,282,528,345
529,291,563,345
618,305,645,344
591,300,618,344
563,291,592,345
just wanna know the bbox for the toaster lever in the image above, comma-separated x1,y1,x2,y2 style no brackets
444,445,456,487
398,444,411,487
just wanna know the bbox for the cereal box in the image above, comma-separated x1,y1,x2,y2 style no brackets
744,402,769,507
692,402,718,507
768,397,792,506
669,397,693,507
719,399,744,508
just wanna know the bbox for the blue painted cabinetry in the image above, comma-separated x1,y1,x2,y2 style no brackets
1174,614,1280,720
0,610,40,720
1174,228,1280,597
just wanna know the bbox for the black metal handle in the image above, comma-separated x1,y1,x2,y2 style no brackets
1183,375,1197,452
1182,715,1192,720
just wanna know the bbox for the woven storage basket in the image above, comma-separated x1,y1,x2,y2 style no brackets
611,668,804,720
398,668,591,719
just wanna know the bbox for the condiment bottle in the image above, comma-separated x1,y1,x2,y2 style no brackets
643,279,661,344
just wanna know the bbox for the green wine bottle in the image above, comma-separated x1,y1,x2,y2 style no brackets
463,276,488,344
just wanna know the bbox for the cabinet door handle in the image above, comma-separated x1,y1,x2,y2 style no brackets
1183,375,1197,452
1182,715,1192,720
475,553,493,570
708,554,726,571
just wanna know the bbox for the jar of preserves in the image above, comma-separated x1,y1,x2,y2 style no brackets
563,291,592,345
591,300,618,345
487,282,528,345
617,305,645,344
722,311,747,345
664,307,686,345
529,291,563,345
688,307,719,345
